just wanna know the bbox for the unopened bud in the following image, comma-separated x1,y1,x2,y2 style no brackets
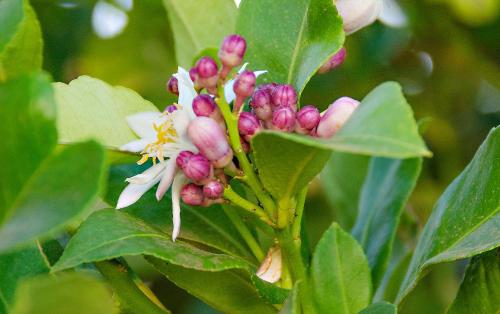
188,117,233,168
167,76,179,95
176,151,194,169
196,57,219,92
335,0,382,35
203,180,224,199
272,84,297,109
164,105,178,114
240,137,251,153
192,95,216,117
316,97,360,138
238,112,260,140
250,89,273,121
181,183,204,206
272,106,296,132
318,48,346,74
233,71,256,113
296,105,320,131
189,67,199,84
219,34,247,79
182,153,212,183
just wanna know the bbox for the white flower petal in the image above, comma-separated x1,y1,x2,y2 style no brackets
156,158,178,201
378,0,407,28
224,64,267,104
116,175,162,209
126,162,166,184
172,109,191,137
256,246,282,283
173,67,197,120
120,138,155,153
126,111,163,138
171,173,185,241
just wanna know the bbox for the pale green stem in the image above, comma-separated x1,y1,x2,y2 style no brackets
223,186,274,227
292,187,308,240
223,207,265,261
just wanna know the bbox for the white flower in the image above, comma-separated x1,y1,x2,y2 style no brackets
117,67,197,241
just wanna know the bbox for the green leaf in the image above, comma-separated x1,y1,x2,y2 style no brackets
396,126,500,304
0,141,105,251
53,75,159,150
251,275,290,305
352,157,422,287
279,282,301,314
252,132,331,200
236,0,344,94
320,152,370,229
148,258,277,314
0,242,51,313
10,273,118,314
162,0,237,67
52,209,253,273
0,0,42,80
311,223,371,314
106,164,254,261
359,301,397,314
448,250,500,314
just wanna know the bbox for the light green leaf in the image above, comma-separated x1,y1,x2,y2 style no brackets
11,273,118,314
251,275,290,305
0,0,42,80
447,250,499,314
311,223,371,314
237,0,344,94
162,0,237,67
279,282,301,314
397,126,500,304
359,301,397,314
52,209,253,273
53,75,159,150
352,157,422,288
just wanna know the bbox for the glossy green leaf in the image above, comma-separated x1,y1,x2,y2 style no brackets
0,242,51,313
0,141,105,251
52,209,253,273
106,163,254,261
251,275,289,305
352,157,422,287
397,126,500,304
359,301,397,314
0,0,42,80
448,250,500,314
237,0,344,94
162,0,236,67
311,223,371,314
148,258,277,314
11,273,118,314
279,282,300,314
53,75,158,150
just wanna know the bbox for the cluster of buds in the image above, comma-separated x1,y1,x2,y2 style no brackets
165,34,359,208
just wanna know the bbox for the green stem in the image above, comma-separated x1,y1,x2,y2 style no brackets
95,260,169,314
223,207,265,261
291,187,308,240
215,86,277,219
223,186,274,227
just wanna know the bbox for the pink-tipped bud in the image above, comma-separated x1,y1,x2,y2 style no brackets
203,180,224,200
164,105,178,114
233,71,256,113
167,76,179,95
189,67,199,84
183,153,212,183
257,83,278,95
192,95,216,117
238,112,260,140
181,183,204,206
196,57,218,91
219,34,246,69
240,137,251,153
296,105,320,130
318,48,347,74
316,97,360,138
250,89,273,121
176,151,194,168
272,106,296,132
188,117,233,168
272,84,297,109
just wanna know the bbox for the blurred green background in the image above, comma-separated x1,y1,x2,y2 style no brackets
30,0,500,312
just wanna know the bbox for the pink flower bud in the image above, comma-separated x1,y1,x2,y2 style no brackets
240,137,251,153
196,57,219,91
318,48,347,74
164,105,178,114
250,89,273,121
188,117,233,168
233,71,256,113
183,153,212,183
258,83,278,95
181,183,204,206
219,34,247,79
203,180,224,199
192,95,216,117
189,67,199,84
316,97,360,138
167,76,179,95
272,84,297,109
238,112,260,140
176,151,194,168
272,106,296,132
296,105,320,130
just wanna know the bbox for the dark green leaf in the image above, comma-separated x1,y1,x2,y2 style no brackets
11,273,118,314
162,0,236,67
148,258,277,314
359,301,397,314
311,223,371,314
237,0,344,94
397,126,500,303
0,0,42,80
352,157,422,287
251,275,290,305
52,209,253,273
448,249,500,314
279,282,300,314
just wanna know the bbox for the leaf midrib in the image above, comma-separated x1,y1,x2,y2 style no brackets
286,4,309,84
333,231,349,314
